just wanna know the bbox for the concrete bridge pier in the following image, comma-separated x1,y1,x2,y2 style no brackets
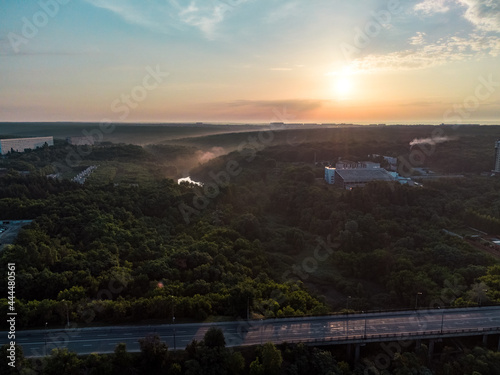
416,339,421,350
428,340,434,361
355,344,361,363
497,335,500,352
483,334,488,346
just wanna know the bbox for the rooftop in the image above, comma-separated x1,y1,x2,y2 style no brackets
335,168,394,183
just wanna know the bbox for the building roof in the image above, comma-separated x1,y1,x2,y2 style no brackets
335,168,394,183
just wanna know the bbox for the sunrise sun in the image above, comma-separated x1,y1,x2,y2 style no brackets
335,76,353,98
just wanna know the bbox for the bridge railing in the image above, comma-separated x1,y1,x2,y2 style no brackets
278,326,500,346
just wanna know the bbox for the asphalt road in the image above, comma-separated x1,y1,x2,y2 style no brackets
3,306,500,357
0,220,32,251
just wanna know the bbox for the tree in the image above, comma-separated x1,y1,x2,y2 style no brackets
43,348,82,375
112,343,134,375
82,353,113,375
0,343,26,374
226,351,245,375
138,335,169,374
249,357,264,375
260,342,283,375
203,327,226,349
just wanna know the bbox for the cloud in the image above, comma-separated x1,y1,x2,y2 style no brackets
413,0,500,32
351,33,500,72
409,32,427,45
264,1,299,23
83,0,249,38
84,0,176,33
414,0,451,14
228,99,326,112
458,0,500,32
176,2,227,39
197,99,326,121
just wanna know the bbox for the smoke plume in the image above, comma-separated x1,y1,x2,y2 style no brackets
196,147,226,164
409,136,457,147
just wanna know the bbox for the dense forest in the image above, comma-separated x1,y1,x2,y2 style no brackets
1,125,500,373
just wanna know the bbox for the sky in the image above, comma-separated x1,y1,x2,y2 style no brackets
0,0,499,124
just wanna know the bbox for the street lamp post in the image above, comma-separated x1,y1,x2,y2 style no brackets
440,308,445,334
260,319,263,345
63,300,70,328
415,292,422,310
364,314,367,340
170,296,176,351
345,296,351,339
44,322,48,357
172,315,176,351
478,289,488,306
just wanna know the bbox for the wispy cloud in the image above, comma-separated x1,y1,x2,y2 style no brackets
227,99,326,112
83,0,249,38
83,0,177,33
264,1,299,23
414,0,500,32
176,1,227,39
351,33,500,73
458,0,500,32
409,32,427,46
414,0,451,14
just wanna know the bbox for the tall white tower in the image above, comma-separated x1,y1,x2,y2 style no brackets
324,167,336,184
495,140,500,172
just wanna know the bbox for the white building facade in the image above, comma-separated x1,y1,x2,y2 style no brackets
325,167,336,184
0,137,54,155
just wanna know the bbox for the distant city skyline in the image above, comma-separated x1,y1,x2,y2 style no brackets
1,0,499,124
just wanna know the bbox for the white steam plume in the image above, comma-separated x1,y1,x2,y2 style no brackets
409,136,457,147
196,146,226,163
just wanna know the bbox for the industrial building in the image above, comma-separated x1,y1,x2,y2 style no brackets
0,136,54,155
324,167,336,184
334,168,395,189
336,160,380,170
372,155,398,171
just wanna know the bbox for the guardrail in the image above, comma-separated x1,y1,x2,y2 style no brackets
275,327,500,347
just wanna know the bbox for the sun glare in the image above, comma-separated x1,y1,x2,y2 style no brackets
335,76,353,98
327,66,355,100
